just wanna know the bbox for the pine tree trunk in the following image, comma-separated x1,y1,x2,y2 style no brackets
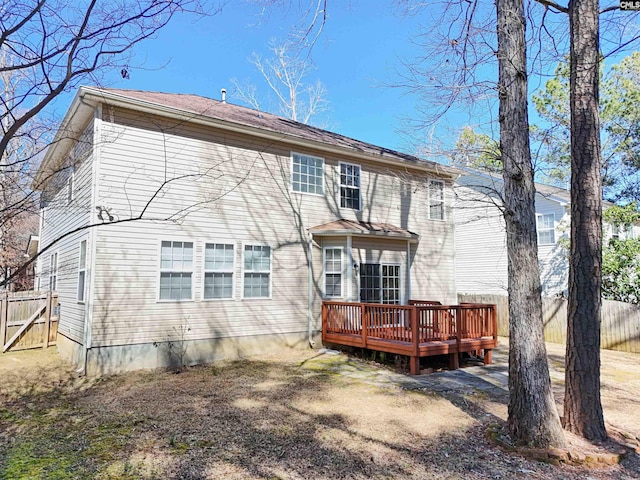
564,0,607,441
496,0,566,448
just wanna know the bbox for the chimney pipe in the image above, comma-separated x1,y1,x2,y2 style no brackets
221,88,227,103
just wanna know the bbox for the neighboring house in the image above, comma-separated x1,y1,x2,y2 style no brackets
34,87,459,374
453,168,639,297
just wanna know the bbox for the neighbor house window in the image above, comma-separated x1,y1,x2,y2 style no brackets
159,241,193,301
204,243,234,299
324,247,343,298
291,153,324,195
536,214,556,245
77,240,87,302
49,252,58,291
339,162,361,210
243,245,271,298
428,179,445,220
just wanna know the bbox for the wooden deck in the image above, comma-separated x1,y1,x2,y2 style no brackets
322,300,498,375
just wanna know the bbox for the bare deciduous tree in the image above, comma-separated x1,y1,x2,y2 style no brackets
0,0,219,288
231,40,329,125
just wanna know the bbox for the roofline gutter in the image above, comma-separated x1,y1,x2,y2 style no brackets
35,87,458,187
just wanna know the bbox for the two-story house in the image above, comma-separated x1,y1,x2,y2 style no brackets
34,87,459,374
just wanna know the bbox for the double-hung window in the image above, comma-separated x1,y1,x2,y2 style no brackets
49,252,58,291
340,162,361,210
204,243,234,299
67,174,74,204
244,245,271,298
159,241,193,301
324,247,343,298
77,240,87,302
291,153,324,195
536,214,556,245
428,179,445,220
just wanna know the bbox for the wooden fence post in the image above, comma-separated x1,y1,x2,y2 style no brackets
43,292,53,349
0,292,7,352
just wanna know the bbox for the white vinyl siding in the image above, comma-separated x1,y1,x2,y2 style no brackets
339,162,361,210
537,213,556,245
85,105,457,350
36,119,93,343
454,173,570,296
77,240,87,302
291,152,324,195
203,243,234,299
323,247,343,298
428,179,445,220
159,241,194,301
243,245,271,298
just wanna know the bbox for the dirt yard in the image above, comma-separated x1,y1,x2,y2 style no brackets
1,342,639,479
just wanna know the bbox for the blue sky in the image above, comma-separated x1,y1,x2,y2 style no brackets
48,2,640,164
55,2,457,157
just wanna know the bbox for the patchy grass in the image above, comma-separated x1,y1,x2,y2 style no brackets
0,345,639,479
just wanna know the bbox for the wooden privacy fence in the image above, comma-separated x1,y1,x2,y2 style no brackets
0,291,59,353
458,293,640,354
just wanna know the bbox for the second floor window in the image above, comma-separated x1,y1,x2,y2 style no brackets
428,179,445,220
291,153,324,195
67,174,74,204
340,162,361,210
536,214,556,245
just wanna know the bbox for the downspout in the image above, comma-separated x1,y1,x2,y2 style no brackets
307,231,315,347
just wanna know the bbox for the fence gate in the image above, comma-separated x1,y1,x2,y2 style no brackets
0,291,59,353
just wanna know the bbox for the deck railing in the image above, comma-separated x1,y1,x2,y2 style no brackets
322,300,498,374
323,301,497,342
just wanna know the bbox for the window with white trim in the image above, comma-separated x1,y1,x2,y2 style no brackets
428,179,445,220
77,240,87,302
243,245,271,298
291,153,324,195
67,174,74,204
204,243,234,299
159,241,193,301
359,263,401,305
381,264,401,304
324,247,343,298
49,252,58,291
339,162,361,210
536,214,556,245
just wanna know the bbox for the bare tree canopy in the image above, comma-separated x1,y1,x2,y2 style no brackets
231,40,330,125
0,0,220,289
